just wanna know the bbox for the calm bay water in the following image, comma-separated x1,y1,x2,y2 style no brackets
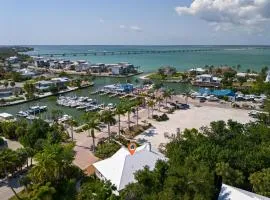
1,45,270,119
26,45,270,72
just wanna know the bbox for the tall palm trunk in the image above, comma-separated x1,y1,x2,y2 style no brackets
128,112,130,130
10,186,21,200
118,114,121,137
71,125,74,141
136,107,139,125
91,129,95,152
108,124,111,141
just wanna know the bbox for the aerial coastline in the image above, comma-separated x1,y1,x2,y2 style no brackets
0,41,270,199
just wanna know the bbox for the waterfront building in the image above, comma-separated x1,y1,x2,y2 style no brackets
193,74,222,87
75,60,90,71
0,87,22,98
35,80,54,91
17,68,36,78
35,77,70,91
35,59,50,68
103,83,133,93
265,70,270,82
236,72,258,77
6,56,18,64
93,143,166,191
109,62,135,75
188,67,205,75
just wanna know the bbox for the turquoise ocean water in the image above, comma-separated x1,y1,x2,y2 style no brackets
1,45,270,120
26,45,270,72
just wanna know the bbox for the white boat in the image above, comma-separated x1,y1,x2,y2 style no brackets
16,111,29,117
58,114,72,123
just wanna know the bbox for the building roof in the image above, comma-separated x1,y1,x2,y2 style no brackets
236,72,247,77
197,74,212,78
93,143,166,191
189,67,205,72
0,112,13,118
51,77,69,82
36,80,53,85
218,184,270,200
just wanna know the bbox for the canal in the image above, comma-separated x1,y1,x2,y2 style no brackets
0,75,194,121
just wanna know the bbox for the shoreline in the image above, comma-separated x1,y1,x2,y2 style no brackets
0,83,94,107
138,73,188,83
28,66,143,78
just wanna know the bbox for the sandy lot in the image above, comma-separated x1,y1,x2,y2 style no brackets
135,105,254,149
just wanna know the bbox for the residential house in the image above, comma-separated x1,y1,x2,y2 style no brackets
188,67,205,75
6,56,18,64
109,62,136,75
93,143,166,191
36,77,70,92
218,183,270,200
17,68,36,78
193,74,222,87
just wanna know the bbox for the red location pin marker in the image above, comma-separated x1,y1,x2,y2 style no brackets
128,142,137,155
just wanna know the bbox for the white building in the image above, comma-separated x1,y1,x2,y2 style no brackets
7,56,18,64
218,184,270,200
109,63,135,75
265,71,270,82
93,143,166,191
76,60,90,71
195,74,221,83
188,67,205,74
111,65,122,75
17,68,36,78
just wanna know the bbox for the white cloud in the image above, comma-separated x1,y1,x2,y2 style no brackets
175,0,270,33
120,25,126,29
99,18,104,23
130,25,142,32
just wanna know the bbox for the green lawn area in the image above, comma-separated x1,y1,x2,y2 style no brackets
146,72,183,80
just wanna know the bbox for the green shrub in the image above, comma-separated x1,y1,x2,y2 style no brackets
95,141,121,159
153,114,169,121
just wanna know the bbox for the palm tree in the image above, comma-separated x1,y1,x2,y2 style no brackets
25,147,35,166
162,89,172,106
156,96,163,111
83,113,100,152
147,99,155,118
122,101,133,130
100,110,116,141
115,103,126,137
66,119,77,142
134,99,143,125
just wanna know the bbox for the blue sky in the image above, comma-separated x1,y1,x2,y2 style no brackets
0,0,269,45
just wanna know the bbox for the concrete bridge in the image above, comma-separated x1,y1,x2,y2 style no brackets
32,48,218,57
